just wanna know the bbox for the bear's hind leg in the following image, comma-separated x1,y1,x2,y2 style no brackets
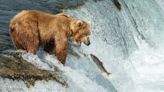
11,20,39,54
10,30,39,54
25,34,39,54
10,28,26,50
17,32,39,54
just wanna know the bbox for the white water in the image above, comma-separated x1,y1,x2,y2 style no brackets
65,0,164,91
1,0,164,92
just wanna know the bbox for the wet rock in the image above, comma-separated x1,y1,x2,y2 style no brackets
0,50,67,87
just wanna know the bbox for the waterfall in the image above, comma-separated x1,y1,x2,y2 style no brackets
64,0,164,92
0,0,164,92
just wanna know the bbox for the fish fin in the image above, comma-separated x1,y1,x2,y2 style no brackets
107,72,112,77
96,68,101,72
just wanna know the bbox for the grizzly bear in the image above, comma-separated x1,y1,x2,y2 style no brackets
9,10,91,64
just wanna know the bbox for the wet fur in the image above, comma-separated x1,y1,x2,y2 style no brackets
9,10,90,64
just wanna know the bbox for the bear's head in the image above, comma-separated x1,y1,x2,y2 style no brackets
70,19,91,46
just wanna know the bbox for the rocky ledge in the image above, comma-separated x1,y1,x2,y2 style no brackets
0,50,67,87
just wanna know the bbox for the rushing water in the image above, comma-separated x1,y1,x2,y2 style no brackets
0,0,164,92
65,0,164,92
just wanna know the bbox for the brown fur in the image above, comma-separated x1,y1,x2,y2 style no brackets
9,10,90,64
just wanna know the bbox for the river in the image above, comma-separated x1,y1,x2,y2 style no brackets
0,0,164,92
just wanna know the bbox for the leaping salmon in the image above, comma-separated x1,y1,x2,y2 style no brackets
90,54,112,76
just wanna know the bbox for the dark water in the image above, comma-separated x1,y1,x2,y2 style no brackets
0,0,86,51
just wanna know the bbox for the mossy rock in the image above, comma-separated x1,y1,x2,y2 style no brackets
0,50,67,87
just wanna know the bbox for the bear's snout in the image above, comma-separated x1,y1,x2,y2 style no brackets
84,37,90,46
85,40,90,46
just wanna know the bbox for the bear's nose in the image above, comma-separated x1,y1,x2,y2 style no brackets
85,40,90,46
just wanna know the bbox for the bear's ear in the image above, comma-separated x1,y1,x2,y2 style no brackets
77,20,83,27
83,19,91,24
57,13,69,18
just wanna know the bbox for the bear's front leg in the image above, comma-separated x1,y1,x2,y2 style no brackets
55,36,68,64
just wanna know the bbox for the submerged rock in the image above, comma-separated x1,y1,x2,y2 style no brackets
0,50,67,87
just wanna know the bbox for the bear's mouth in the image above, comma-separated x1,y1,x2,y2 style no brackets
82,37,90,46
84,40,90,46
